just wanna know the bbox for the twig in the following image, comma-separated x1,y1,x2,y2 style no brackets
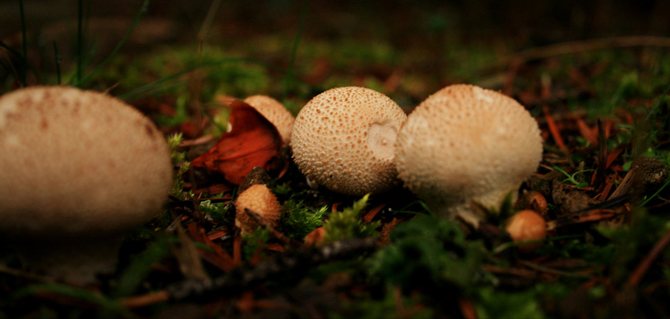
501,36,670,66
245,208,301,246
518,260,592,278
118,291,170,308
593,119,607,188
0,264,56,283
609,168,636,200
543,106,566,150
165,238,378,301
626,227,670,287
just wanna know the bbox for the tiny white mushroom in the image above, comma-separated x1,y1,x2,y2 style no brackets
395,84,543,226
0,86,173,283
291,87,407,196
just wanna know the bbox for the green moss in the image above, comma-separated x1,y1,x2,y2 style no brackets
279,199,327,240
242,227,271,261
322,194,380,245
331,285,434,319
166,133,191,200
475,287,546,319
369,214,487,290
200,200,231,223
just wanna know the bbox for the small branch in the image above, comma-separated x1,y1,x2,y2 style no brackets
518,260,592,278
245,208,301,246
626,228,670,287
593,119,607,189
501,36,670,66
165,238,378,301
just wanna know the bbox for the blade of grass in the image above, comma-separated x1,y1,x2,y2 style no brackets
13,284,137,318
72,0,150,87
76,0,83,83
53,41,61,85
113,238,173,298
198,0,223,43
18,0,27,86
640,176,670,207
645,83,670,122
117,58,258,101
282,0,309,103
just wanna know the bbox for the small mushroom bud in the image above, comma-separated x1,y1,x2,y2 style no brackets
235,184,281,235
291,87,407,196
505,210,547,253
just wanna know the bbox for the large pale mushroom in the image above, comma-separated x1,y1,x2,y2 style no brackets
0,86,172,283
394,84,543,227
290,87,407,196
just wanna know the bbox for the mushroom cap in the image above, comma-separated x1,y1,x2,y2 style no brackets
243,95,294,145
505,210,547,253
395,84,542,224
0,86,173,240
290,87,407,196
235,184,281,235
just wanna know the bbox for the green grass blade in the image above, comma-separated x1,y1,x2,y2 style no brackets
74,0,150,87
646,83,670,122
76,0,83,84
113,239,172,298
18,0,27,86
13,284,137,318
282,0,309,103
117,58,255,101
53,41,61,85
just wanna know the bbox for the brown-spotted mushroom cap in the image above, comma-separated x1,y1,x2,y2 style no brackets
395,84,542,226
290,87,407,196
244,95,295,146
235,184,282,235
0,86,173,283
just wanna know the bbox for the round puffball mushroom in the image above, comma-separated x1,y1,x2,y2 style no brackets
244,95,295,146
235,184,282,235
0,86,172,284
395,84,542,227
291,87,407,196
505,210,547,253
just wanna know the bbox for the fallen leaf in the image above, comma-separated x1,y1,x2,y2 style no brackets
192,100,282,185
362,204,386,223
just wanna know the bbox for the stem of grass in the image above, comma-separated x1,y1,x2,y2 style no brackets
53,41,61,85
18,0,27,86
282,0,309,103
73,0,150,87
76,0,84,84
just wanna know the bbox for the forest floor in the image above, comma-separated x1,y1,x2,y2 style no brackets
1,1,670,318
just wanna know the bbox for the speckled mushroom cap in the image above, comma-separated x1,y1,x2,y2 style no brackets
291,87,407,196
244,95,294,146
395,84,542,226
235,184,281,235
0,86,173,239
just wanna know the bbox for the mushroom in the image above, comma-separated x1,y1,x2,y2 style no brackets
0,86,172,284
243,95,295,146
505,210,547,253
235,184,282,235
291,87,407,196
394,84,542,226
